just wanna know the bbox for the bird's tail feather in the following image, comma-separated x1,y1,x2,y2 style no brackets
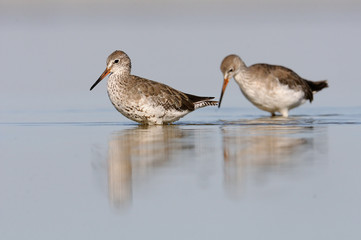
306,80,329,93
194,100,219,109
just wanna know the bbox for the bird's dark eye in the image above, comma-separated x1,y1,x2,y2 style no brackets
114,59,119,63
229,69,234,72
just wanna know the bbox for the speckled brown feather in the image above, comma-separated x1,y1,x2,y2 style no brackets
129,76,216,111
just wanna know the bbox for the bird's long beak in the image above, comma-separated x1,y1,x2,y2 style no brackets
218,78,229,108
90,68,110,91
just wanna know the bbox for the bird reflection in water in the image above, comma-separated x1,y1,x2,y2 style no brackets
222,117,326,197
107,125,189,208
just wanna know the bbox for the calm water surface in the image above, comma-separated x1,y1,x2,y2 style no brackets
1,107,361,239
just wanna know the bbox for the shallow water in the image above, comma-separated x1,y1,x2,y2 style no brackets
1,107,361,239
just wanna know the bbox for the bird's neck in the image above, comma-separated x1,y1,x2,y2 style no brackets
111,67,131,79
239,59,248,70
115,67,131,76
234,67,251,86
108,71,131,88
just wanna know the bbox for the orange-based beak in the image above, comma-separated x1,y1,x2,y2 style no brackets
90,68,111,91
218,78,229,108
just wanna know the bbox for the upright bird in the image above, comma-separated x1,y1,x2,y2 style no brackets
90,50,218,124
218,54,328,117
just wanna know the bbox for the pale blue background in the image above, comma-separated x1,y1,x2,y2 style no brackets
1,0,361,118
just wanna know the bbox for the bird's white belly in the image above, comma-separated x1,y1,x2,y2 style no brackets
237,79,306,113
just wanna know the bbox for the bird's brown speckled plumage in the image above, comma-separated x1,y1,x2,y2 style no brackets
90,50,218,124
219,54,328,117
